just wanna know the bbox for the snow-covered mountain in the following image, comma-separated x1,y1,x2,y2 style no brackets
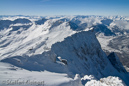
0,15,129,86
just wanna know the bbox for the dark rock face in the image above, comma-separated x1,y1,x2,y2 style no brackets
107,52,127,73
50,20,63,29
68,21,79,30
13,18,32,24
68,20,87,31
93,24,115,36
101,19,113,26
0,18,32,31
108,36,129,69
0,20,12,30
35,18,48,25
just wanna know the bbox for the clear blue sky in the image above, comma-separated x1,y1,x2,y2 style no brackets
0,0,129,16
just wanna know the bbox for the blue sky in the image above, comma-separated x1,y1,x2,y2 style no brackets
0,0,129,16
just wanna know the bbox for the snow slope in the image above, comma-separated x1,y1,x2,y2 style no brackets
0,18,76,60
0,62,83,86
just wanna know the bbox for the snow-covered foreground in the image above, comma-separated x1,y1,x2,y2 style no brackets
0,62,84,86
85,76,126,86
0,62,126,86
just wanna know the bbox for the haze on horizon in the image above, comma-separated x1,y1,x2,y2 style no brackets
0,0,129,16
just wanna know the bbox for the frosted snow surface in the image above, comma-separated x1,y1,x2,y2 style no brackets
85,76,126,86
0,62,83,86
